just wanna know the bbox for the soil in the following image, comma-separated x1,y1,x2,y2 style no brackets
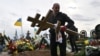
16,50,50,56
16,49,74,56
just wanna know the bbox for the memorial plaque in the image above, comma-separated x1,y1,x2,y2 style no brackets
80,30,87,38
90,29,95,38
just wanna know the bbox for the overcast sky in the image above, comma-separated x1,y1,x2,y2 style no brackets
0,0,100,39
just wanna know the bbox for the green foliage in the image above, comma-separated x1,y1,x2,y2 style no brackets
74,49,85,56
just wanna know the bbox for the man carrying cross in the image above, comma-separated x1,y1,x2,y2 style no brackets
27,3,79,56
47,3,78,56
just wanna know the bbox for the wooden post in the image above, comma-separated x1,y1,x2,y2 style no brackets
65,29,84,36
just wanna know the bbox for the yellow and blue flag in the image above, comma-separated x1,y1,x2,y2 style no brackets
14,18,22,26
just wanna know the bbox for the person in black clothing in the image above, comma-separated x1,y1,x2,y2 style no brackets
68,26,78,53
95,24,100,39
26,30,31,40
0,33,5,53
47,3,77,56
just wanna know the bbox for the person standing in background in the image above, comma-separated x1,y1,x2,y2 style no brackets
0,33,5,53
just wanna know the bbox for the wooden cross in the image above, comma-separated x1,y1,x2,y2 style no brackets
27,10,84,36
27,10,60,34
27,13,40,27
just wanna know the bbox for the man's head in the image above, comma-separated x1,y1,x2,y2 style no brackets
52,3,60,15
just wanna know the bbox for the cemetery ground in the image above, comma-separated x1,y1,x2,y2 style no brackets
0,49,75,56
0,43,84,56
0,38,86,56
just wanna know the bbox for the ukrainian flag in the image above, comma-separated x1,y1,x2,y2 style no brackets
14,18,22,26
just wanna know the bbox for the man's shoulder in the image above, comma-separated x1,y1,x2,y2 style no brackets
59,12,69,18
59,12,65,14
59,12,67,16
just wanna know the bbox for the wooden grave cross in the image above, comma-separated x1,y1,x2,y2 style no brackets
27,10,84,36
27,10,61,34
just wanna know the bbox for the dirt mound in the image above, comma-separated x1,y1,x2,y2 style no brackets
16,50,74,56
16,50,50,56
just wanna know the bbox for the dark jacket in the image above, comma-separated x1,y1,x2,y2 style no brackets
48,12,75,33
0,36,5,45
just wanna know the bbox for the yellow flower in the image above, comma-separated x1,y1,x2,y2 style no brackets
84,40,89,45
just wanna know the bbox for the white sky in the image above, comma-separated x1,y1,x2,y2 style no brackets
0,0,100,39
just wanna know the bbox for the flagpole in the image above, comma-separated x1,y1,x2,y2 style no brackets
14,29,18,40
14,18,24,38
